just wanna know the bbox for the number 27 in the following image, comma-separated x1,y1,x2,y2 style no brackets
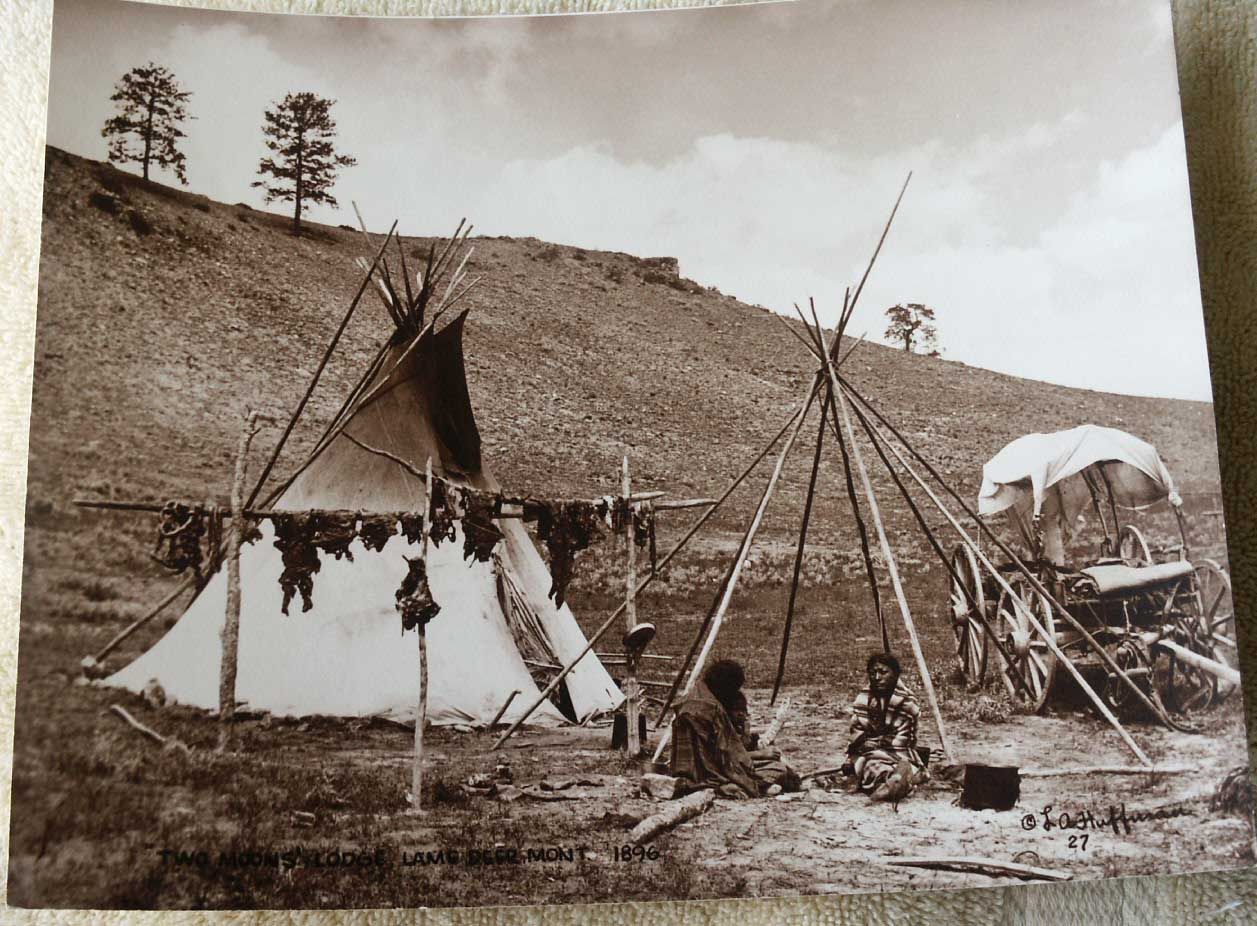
1067,835,1089,851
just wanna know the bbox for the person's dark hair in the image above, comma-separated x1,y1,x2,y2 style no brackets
867,651,901,676
704,658,746,705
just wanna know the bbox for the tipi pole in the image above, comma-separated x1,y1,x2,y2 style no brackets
831,384,954,763
219,411,261,748
492,384,821,750
412,456,433,811
829,389,889,653
795,302,887,652
771,389,829,705
247,222,398,509
840,376,1172,740
293,339,391,474
844,396,1033,701
656,384,821,724
847,173,911,315
656,530,742,728
266,313,444,505
649,371,820,765
349,321,441,412
90,575,196,665
622,456,642,757
488,690,520,729
845,388,1153,765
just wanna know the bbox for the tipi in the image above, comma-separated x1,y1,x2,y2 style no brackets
105,313,624,726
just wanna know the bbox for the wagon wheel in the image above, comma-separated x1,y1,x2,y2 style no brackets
1161,577,1220,715
1118,525,1153,566
1193,560,1237,699
994,584,1057,713
948,544,987,686
1101,639,1154,719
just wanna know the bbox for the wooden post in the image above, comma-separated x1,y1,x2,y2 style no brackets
411,456,433,812
760,696,791,748
219,410,260,750
622,456,642,757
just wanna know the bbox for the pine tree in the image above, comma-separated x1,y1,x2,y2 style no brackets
101,63,193,184
883,303,940,355
252,93,357,235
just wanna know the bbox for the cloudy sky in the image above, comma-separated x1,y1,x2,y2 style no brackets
47,0,1212,400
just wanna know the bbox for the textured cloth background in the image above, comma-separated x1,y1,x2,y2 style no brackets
0,1,1253,922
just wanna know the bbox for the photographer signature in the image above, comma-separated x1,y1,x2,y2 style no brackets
1021,800,1195,837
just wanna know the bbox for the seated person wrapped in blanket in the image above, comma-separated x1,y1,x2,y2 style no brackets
669,659,798,798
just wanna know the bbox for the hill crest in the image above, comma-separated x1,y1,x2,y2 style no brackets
29,147,1222,554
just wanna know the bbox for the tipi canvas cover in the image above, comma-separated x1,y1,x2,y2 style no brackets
106,315,623,726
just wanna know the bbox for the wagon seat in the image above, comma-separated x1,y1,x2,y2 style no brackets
1078,560,1194,597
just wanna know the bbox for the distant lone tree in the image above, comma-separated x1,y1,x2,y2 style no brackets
101,63,193,184
884,303,940,355
253,93,356,235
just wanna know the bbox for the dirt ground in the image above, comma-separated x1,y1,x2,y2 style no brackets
8,661,1254,908
678,687,1256,898
8,537,1254,909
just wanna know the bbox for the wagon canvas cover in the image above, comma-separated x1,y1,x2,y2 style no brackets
978,423,1181,541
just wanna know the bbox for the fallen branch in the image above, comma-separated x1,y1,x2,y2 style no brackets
1021,764,1194,778
883,855,1072,882
628,789,715,845
109,704,168,746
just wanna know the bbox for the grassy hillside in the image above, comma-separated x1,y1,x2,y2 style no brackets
28,146,1224,569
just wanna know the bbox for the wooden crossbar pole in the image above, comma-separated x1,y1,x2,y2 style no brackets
76,492,712,523
850,397,1152,766
491,384,821,750
832,385,953,763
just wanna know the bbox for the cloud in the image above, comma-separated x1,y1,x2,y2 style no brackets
451,121,1209,400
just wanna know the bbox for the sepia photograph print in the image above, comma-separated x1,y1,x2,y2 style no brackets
8,0,1253,910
